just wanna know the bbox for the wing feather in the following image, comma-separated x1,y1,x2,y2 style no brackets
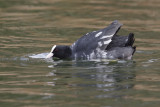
71,20,123,56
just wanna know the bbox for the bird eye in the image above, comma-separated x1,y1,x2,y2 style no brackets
54,48,58,52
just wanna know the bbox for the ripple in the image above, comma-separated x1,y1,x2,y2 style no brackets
29,53,48,59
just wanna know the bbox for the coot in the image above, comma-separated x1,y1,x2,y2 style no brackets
46,20,136,60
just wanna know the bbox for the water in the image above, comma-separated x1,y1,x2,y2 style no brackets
0,0,160,107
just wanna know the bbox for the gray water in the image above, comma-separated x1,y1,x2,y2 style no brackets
0,0,160,107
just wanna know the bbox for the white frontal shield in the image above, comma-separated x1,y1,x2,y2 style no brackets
46,45,56,59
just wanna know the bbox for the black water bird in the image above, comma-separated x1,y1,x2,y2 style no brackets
46,20,136,60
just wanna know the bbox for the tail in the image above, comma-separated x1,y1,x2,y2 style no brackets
125,33,136,55
125,33,135,46
132,46,136,55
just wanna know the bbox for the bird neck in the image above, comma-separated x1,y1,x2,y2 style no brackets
64,46,72,58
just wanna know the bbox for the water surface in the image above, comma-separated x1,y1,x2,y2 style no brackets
0,0,160,107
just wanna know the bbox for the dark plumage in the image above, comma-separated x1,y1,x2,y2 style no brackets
46,20,136,60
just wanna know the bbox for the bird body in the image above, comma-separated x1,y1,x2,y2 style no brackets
46,20,136,60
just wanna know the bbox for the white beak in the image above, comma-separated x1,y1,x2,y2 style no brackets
46,53,54,59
